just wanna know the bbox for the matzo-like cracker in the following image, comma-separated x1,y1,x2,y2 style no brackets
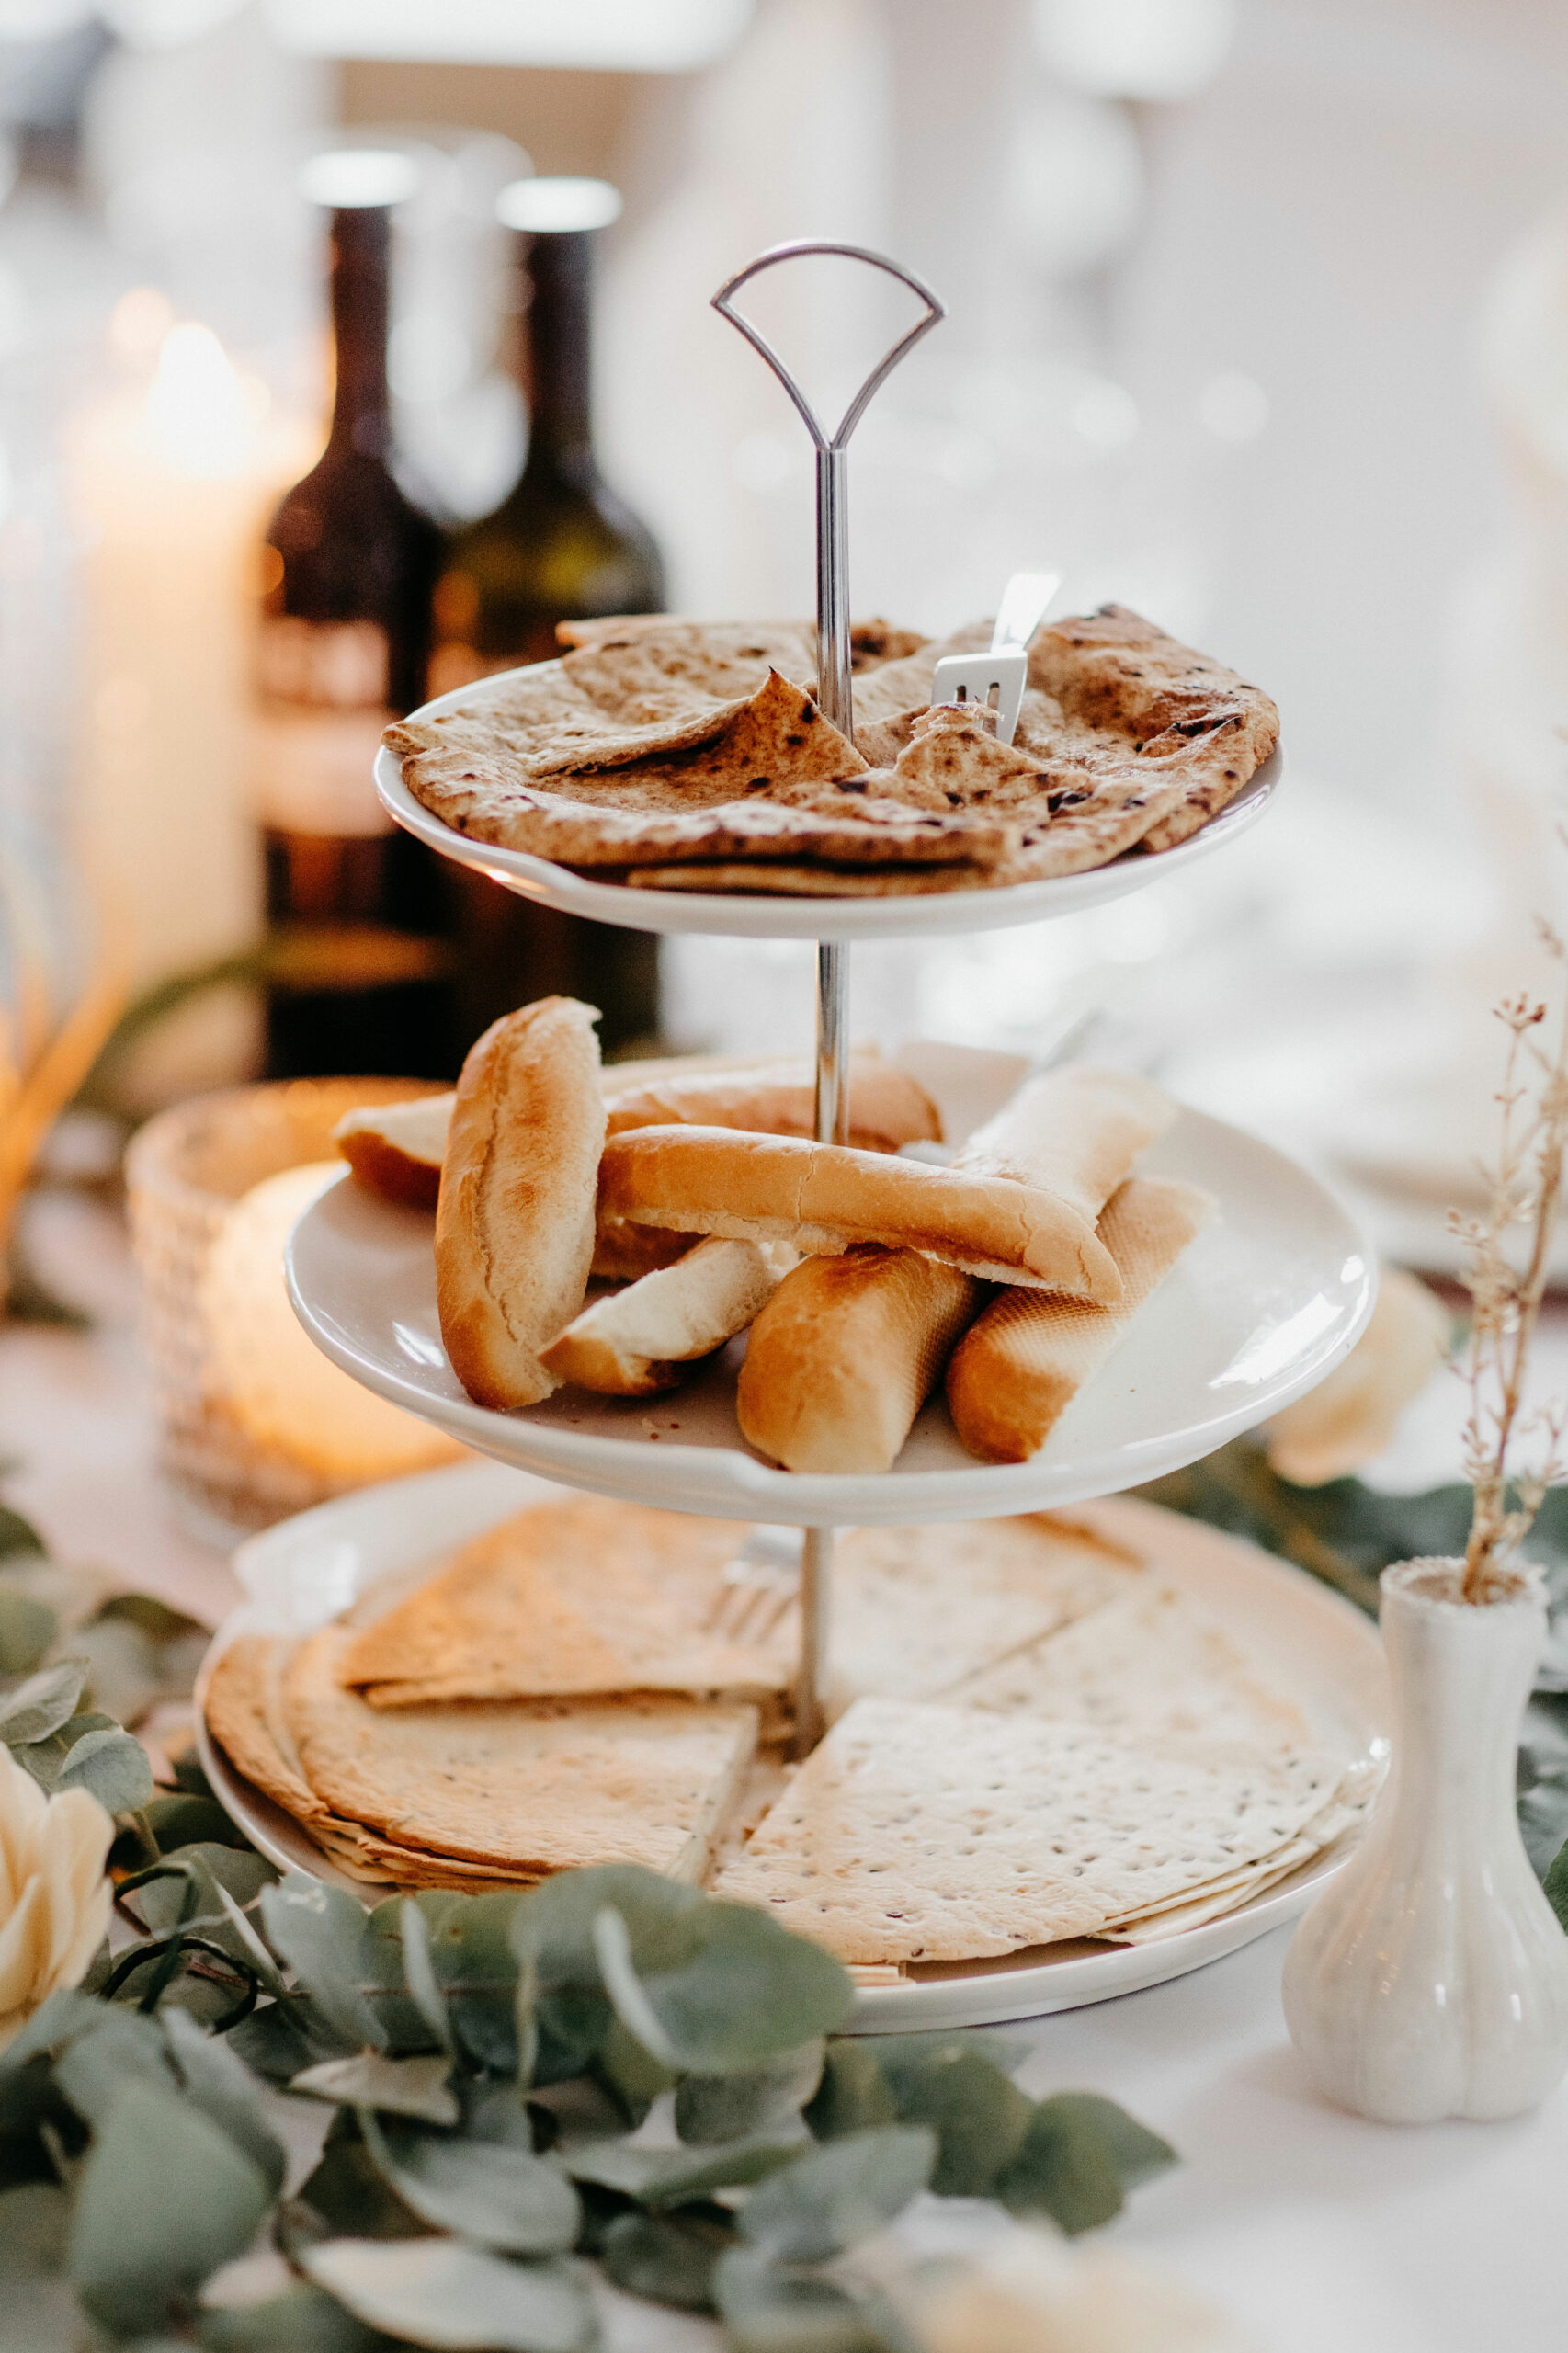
338,1498,793,1709
713,1696,1342,1964
205,1635,335,1827
391,607,1277,887
285,1627,756,1880
827,1515,1145,1718
946,1579,1311,1751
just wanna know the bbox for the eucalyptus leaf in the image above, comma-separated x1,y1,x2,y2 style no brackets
262,1875,387,2052
11,1710,117,1793
291,2052,458,2124
0,1986,108,2070
302,2237,596,2353
594,1899,853,2075
359,2110,579,2256
69,2080,272,2334
996,2092,1177,2234
163,2009,287,2198
870,2039,1031,2197
57,1723,155,1813
0,1588,58,1676
1544,1831,1568,1930
737,2127,934,2264
428,1892,525,2073
131,1793,259,1856
802,2042,898,2143
296,2126,428,2242
69,1613,165,1728
713,2247,896,2353
676,2042,825,2146
228,1997,351,2085
198,2279,392,2350
596,2014,676,2125
399,1902,452,2053
0,1658,85,1745
600,2206,734,2312
559,2129,804,2206
55,2010,177,2126
0,1499,46,1559
0,2052,74,2196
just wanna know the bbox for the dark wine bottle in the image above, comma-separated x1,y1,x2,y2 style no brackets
431,176,665,1056
255,149,451,1081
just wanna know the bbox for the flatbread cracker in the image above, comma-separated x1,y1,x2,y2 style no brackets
337,1499,793,1709
714,1696,1343,1964
947,1579,1312,1750
827,1514,1145,1717
284,1626,757,1880
391,607,1278,888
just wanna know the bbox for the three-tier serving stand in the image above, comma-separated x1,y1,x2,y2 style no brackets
280,244,1373,2021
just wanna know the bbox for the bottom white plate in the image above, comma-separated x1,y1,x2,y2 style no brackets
196,1460,1388,2031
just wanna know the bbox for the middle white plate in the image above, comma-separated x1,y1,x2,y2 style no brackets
285,1107,1374,1527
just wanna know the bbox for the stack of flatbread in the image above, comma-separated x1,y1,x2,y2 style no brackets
203,1495,1376,1965
386,608,1278,898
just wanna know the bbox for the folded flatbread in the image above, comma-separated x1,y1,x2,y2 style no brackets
284,1625,757,1881
388,608,1278,891
713,1697,1345,1964
336,1498,793,1710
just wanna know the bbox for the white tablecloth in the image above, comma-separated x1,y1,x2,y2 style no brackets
3,1190,1564,2353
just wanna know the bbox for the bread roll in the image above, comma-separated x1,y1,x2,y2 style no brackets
596,1125,1123,1299
737,1246,983,1472
604,1056,940,1155
435,997,607,1409
541,1236,788,1397
945,1176,1214,1463
335,1092,453,1209
592,1222,699,1280
956,1063,1175,1220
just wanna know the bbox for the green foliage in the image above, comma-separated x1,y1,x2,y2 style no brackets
1544,1832,1568,1929
301,2237,597,2353
4,1850,1178,2351
0,1586,57,1672
57,1722,156,1812
0,1497,46,1559
69,2080,273,2333
0,1657,85,1744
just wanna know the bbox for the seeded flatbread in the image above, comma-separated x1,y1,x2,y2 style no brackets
713,1696,1342,1963
390,607,1277,888
338,1499,793,1710
946,1579,1312,1750
205,1634,335,1828
827,1514,1145,1718
284,1625,757,1880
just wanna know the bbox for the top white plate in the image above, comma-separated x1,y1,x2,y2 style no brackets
374,672,1281,940
195,1466,1388,2031
284,1105,1375,1529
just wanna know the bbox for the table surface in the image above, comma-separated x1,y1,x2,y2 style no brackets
4,1188,1565,2353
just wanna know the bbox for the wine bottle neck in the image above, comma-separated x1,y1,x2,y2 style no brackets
519,230,595,468
328,205,392,459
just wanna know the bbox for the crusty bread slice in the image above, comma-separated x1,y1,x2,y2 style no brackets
945,1176,1214,1462
603,1056,940,1155
736,1245,982,1472
596,1125,1124,1299
541,1235,789,1397
435,996,607,1410
955,1063,1175,1221
335,1091,454,1209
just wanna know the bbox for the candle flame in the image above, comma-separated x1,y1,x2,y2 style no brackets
142,323,267,478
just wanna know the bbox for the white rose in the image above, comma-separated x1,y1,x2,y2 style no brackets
0,1748,114,2048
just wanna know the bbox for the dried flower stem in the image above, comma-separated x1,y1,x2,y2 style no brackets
1453,926,1568,1599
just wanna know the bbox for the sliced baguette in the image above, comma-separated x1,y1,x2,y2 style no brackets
955,1063,1175,1218
595,1123,1125,1299
736,1245,983,1472
435,996,607,1410
540,1235,790,1397
334,1090,454,1209
604,1056,940,1154
945,1176,1215,1461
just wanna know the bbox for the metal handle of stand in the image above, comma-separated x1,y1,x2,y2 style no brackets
711,239,946,1756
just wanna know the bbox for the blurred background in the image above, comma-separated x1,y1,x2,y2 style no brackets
5,0,1568,1298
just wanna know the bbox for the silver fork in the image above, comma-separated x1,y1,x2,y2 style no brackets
706,1525,802,1645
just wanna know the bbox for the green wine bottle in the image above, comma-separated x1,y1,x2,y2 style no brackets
432,176,665,1056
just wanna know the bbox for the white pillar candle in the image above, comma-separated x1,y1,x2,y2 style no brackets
68,324,312,995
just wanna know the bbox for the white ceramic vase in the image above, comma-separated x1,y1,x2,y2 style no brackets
1283,1555,1568,2123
